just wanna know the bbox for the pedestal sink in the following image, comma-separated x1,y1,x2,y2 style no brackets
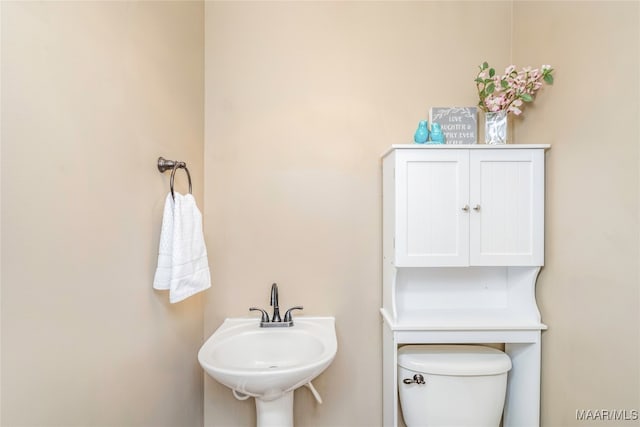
198,316,337,427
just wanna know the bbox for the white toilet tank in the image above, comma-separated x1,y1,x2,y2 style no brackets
398,345,512,427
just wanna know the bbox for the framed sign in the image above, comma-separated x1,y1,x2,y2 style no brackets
429,107,478,145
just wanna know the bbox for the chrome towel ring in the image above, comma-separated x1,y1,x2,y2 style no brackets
157,157,192,200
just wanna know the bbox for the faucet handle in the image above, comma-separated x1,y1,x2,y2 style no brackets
249,307,270,323
283,306,303,323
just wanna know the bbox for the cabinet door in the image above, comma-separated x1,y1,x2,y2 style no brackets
395,150,469,266
469,149,544,266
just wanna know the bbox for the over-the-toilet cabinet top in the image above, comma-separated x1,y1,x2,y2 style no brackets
382,144,551,157
382,144,550,267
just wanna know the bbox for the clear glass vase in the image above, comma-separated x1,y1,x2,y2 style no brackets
485,110,508,144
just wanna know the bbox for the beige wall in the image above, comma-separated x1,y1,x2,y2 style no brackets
1,2,205,426
1,1,638,426
512,2,640,425
204,2,512,426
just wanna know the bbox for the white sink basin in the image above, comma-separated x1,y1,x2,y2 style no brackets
198,316,337,401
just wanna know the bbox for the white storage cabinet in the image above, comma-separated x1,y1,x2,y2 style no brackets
381,144,550,427
393,148,544,267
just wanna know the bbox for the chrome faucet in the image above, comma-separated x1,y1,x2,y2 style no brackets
270,283,282,322
249,283,303,327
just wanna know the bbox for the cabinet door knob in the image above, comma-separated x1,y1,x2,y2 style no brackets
462,205,470,212
473,204,481,211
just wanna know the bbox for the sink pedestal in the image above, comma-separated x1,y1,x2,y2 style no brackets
255,392,293,427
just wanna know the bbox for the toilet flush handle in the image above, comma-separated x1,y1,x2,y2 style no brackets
403,374,425,385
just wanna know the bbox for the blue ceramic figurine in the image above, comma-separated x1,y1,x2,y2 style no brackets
429,122,446,144
414,120,429,144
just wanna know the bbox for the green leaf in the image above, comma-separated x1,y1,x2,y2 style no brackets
482,61,489,70
543,74,554,84
489,68,495,78
501,80,509,89
520,93,533,102
475,77,484,83
486,83,495,94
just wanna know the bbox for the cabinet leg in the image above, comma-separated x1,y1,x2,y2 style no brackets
504,340,541,427
383,325,398,427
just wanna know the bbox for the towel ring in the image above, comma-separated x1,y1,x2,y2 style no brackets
169,162,192,200
157,157,193,200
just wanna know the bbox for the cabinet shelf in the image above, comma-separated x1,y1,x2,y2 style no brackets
380,308,547,331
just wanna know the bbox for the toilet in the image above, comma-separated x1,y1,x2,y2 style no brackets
398,345,512,427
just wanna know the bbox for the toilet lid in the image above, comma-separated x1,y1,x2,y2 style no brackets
398,345,512,376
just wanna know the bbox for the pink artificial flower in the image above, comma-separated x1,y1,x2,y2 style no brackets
508,105,522,115
476,62,554,115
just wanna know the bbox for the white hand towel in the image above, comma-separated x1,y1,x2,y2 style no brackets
153,193,174,291
153,192,211,303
